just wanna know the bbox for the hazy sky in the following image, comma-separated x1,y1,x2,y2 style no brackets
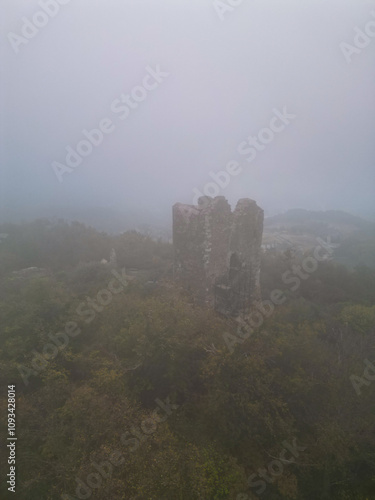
2,0,375,224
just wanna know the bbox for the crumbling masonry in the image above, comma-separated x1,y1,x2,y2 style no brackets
173,196,264,317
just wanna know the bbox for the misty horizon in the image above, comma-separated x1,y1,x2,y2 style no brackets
2,0,375,228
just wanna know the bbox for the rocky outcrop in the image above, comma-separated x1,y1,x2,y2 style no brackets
173,196,264,316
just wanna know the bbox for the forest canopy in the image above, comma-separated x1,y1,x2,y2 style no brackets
0,220,374,499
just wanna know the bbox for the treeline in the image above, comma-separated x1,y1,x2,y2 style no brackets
0,219,173,278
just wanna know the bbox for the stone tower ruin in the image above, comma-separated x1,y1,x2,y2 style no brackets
173,196,264,317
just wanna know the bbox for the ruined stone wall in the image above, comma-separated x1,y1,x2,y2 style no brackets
173,196,264,316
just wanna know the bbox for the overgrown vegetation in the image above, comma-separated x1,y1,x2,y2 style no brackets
0,221,374,499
